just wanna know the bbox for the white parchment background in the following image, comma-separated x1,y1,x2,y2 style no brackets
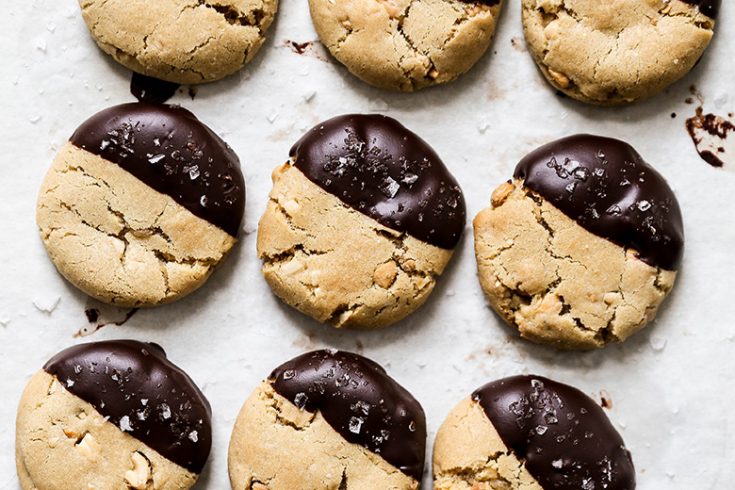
1,1,734,488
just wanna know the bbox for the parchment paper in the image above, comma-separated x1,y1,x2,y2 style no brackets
1,1,734,488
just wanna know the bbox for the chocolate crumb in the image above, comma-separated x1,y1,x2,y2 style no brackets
686,107,734,168
84,308,100,323
600,389,613,409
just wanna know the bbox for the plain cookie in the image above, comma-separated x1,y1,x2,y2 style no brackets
474,134,683,349
37,102,245,307
308,0,505,91
16,340,212,490
78,0,279,84
433,375,636,489
522,0,721,104
257,114,465,329
228,349,427,489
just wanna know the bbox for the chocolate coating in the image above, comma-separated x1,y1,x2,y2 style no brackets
131,72,180,104
682,0,720,18
70,103,245,236
473,376,635,490
290,114,466,249
44,340,212,473
514,134,684,270
270,350,427,480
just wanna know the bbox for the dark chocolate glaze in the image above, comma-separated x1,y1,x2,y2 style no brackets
270,350,427,480
131,72,180,104
514,134,684,270
70,103,245,236
44,340,212,474
290,115,466,250
473,376,635,490
682,0,720,18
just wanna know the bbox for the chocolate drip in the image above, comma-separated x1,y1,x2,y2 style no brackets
270,350,427,480
44,340,212,473
681,0,720,18
290,114,466,249
70,103,245,236
473,376,635,490
131,73,180,104
514,134,684,270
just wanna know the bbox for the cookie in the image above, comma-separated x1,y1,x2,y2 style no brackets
522,0,721,104
78,0,279,84
257,114,466,329
16,340,212,490
228,349,427,489
433,375,636,489
308,0,505,91
37,102,245,307
474,134,683,349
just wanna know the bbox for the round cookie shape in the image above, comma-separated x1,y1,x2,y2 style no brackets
78,0,279,84
433,375,635,490
291,114,466,249
270,349,427,479
70,103,245,236
37,103,245,307
44,340,212,473
521,0,720,104
16,340,212,489
473,135,682,349
308,0,505,91
257,114,466,329
514,134,684,270
228,349,427,489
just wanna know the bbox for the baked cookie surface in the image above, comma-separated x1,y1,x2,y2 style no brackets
522,0,720,104
433,375,636,489
37,103,245,307
78,0,279,84
228,349,426,489
257,114,465,329
16,340,212,490
308,0,504,91
474,134,683,349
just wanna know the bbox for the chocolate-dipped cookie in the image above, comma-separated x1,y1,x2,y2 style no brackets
15,340,212,490
433,375,635,490
77,0,279,84
37,102,245,307
308,0,504,91
474,134,683,349
522,0,721,105
228,349,427,489
257,114,466,329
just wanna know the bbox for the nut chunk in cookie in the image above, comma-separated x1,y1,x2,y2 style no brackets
77,0,279,84
474,134,683,349
308,0,505,91
37,102,245,307
16,340,212,490
257,114,466,329
434,375,636,489
521,0,721,104
228,349,427,489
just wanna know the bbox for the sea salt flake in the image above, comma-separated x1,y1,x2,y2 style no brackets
160,403,172,420
294,392,309,409
348,416,364,434
148,153,165,164
119,416,133,432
